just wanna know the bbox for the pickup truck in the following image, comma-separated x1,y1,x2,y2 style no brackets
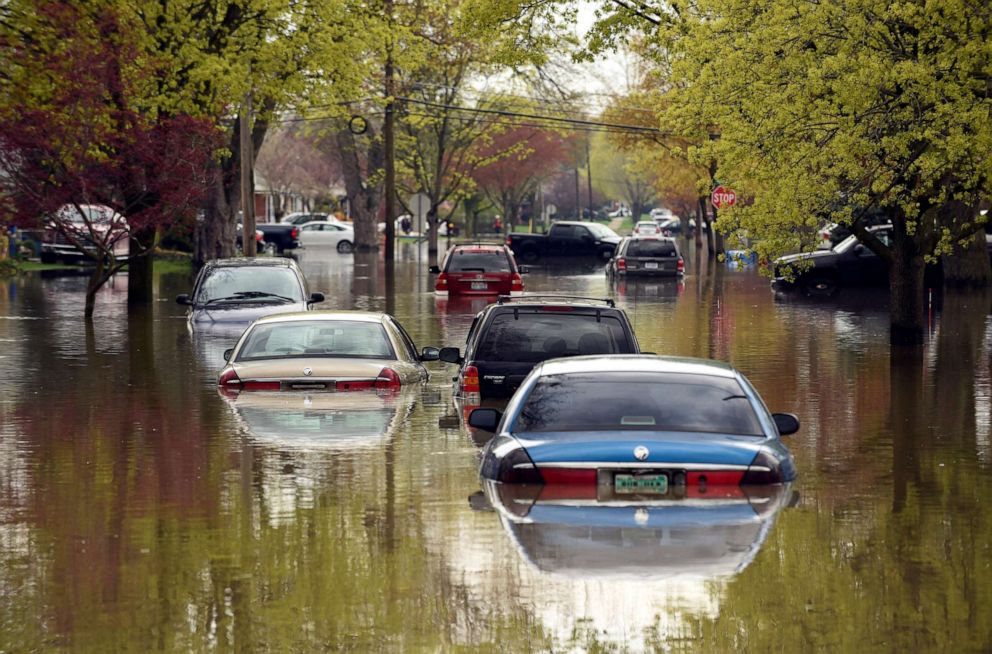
238,222,301,254
506,221,622,262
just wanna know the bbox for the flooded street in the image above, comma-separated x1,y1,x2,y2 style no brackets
2,243,991,652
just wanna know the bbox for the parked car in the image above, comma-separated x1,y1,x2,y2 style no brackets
39,204,129,264
429,244,525,296
282,212,342,226
632,221,663,236
506,221,621,262
607,206,631,218
434,295,639,401
176,257,324,331
217,311,436,393
607,236,685,278
297,220,355,252
654,217,682,236
649,207,675,221
236,221,301,254
468,355,799,488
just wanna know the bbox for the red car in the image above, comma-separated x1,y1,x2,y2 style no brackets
429,244,525,296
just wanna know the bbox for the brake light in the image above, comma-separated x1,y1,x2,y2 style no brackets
677,258,684,273
242,381,281,391
435,272,448,291
497,446,543,484
541,306,573,312
290,227,299,239
616,258,627,271
505,235,512,245
539,468,596,484
461,364,480,393
741,449,793,484
336,380,376,390
375,367,401,390
510,272,523,293
218,369,241,387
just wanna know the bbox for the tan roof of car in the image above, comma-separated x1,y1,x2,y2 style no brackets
251,310,387,324
536,354,738,378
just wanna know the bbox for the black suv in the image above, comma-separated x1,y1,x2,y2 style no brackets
435,295,640,400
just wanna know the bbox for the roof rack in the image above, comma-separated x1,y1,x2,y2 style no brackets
496,294,616,308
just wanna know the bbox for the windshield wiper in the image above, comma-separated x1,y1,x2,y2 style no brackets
204,291,296,305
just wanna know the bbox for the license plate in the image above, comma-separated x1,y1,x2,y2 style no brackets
291,382,327,390
615,472,668,494
645,262,659,269
471,282,488,290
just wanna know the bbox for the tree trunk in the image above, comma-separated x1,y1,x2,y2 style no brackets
943,228,991,288
695,197,705,249
889,246,927,345
127,228,156,305
335,128,381,251
84,259,110,319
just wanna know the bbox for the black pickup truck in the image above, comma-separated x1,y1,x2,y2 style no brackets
507,221,622,262
237,222,301,254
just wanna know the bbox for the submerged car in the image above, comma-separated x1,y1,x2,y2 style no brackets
429,244,525,296
606,236,685,277
297,220,355,253
177,258,324,331
469,355,798,489
632,221,662,236
217,311,436,393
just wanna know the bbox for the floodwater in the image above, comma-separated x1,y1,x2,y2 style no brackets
1,242,991,652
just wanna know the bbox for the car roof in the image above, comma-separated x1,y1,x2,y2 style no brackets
534,354,738,379
484,295,619,312
250,310,388,325
449,244,506,253
205,257,298,269
629,235,677,242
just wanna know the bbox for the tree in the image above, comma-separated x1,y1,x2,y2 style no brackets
589,132,656,221
255,125,344,219
0,2,219,317
472,125,573,228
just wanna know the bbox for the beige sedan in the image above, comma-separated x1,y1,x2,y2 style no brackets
218,311,437,393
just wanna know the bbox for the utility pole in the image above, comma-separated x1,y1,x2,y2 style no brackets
574,168,581,220
382,0,396,264
240,86,256,257
585,136,593,220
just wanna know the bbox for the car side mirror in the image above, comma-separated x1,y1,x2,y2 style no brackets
853,244,865,255
223,348,234,362
438,347,462,364
468,408,502,431
438,415,461,430
310,292,325,303
428,265,441,274
518,265,529,274
176,294,192,305
772,413,800,436
420,346,440,361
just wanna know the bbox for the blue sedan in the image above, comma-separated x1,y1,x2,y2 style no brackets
469,355,798,490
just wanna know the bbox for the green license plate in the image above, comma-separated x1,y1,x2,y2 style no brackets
614,473,668,494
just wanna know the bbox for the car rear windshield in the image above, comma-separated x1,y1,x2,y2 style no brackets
474,312,633,363
627,239,678,257
237,320,395,360
514,372,764,435
446,250,511,272
197,267,304,303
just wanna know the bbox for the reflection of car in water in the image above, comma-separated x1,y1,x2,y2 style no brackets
480,480,794,580
222,389,417,449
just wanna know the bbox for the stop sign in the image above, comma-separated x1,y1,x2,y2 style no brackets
711,185,737,209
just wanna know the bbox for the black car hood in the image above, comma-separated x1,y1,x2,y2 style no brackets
775,249,836,266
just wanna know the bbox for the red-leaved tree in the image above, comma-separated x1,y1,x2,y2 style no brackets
0,3,220,317
472,126,573,229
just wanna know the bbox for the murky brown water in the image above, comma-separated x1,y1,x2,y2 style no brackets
2,242,991,652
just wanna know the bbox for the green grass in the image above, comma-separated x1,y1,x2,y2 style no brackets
15,261,82,271
152,257,193,274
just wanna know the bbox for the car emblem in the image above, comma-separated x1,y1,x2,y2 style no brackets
634,446,649,461
303,367,312,376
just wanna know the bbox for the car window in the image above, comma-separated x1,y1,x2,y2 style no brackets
388,318,419,361
474,312,633,363
446,250,511,272
196,267,304,303
550,225,575,238
237,320,395,360
514,372,764,435
627,240,678,257
301,224,320,232
587,223,620,239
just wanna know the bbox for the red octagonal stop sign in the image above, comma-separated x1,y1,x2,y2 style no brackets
711,185,737,209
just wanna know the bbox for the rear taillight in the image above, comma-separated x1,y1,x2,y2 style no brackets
677,258,684,273
616,258,627,271
435,272,448,291
741,449,793,484
375,367,401,390
336,380,376,391
540,305,573,312
461,364,480,393
539,468,596,484
505,236,512,245
498,446,543,484
290,227,299,239
218,369,241,387
242,381,281,391
510,272,523,293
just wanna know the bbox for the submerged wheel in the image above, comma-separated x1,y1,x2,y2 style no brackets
520,248,538,263
263,241,277,255
801,275,838,297
599,248,614,261
337,240,354,253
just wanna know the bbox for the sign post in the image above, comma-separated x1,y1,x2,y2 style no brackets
408,193,430,237
710,185,737,210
